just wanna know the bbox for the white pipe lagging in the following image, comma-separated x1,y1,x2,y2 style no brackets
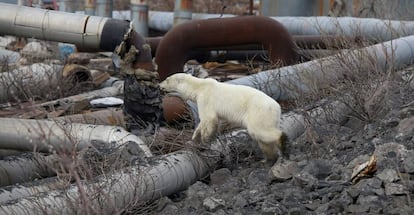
144,11,414,42
271,16,414,41
0,118,152,157
226,34,414,101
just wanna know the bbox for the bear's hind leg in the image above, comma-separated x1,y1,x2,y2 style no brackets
247,125,284,163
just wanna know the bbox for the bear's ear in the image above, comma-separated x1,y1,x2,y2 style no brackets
175,74,187,83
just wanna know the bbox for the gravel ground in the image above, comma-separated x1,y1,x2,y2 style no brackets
152,70,414,215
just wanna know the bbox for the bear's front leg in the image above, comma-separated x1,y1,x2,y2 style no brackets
192,104,218,143
257,141,278,164
192,118,218,143
192,125,202,142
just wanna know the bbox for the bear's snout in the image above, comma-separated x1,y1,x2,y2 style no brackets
159,80,174,95
159,81,168,92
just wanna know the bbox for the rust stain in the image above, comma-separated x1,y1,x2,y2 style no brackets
181,0,193,10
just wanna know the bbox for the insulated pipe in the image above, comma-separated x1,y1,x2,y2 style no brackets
173,0,193,26
130,0,149,36
0,153,57,187
96,0,113,18
146,11,414,42
227,34,414,101
0,150,209,214
271,16,414,41
0,3,129,52
0,118,152,157
155,16,299,80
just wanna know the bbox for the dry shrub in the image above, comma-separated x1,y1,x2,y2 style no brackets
148,0,253,15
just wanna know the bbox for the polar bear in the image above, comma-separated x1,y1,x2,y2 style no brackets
159,73,287,163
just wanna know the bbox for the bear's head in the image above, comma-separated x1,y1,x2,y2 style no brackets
160,73,188,92
159,73,196,100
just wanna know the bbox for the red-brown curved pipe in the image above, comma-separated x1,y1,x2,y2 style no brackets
155,15,299,80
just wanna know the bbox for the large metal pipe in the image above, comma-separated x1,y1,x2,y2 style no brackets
0,3,128,52
271,16,414,41
130,0,149,36
0,63,63,103
155,16,299,80
227,34,414,101
0,118,152,157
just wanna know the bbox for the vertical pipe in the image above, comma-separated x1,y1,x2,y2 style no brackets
173,0,193,26
96,0,113,17
318,0,324,16
249,0,254,15
58,0,74,13
85,0,95,15
130,0,148,37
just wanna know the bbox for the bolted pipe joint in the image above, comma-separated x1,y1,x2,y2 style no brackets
155,15,299,80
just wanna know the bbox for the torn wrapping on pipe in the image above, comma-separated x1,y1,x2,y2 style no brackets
0,153,57,187
0,118,152,157
37,80,123,108
0,63,63,103
0,177,64,204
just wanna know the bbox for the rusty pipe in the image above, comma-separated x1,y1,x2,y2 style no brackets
148,35,363,53
155,16,298,80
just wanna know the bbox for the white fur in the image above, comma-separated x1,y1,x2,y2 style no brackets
160,73,284,162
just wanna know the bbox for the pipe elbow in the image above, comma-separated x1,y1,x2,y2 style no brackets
155,15,299,80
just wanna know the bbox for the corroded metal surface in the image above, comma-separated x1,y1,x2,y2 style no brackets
155,15,299,80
